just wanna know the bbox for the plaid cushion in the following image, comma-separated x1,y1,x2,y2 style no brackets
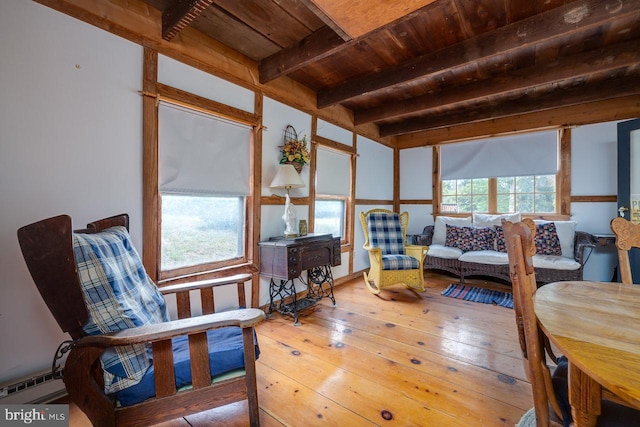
367,212,406,255
535,222,562,256
381,254,419,270
73,226,169,395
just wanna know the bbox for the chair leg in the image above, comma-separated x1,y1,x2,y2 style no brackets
362,272,381,295
242,328,260,427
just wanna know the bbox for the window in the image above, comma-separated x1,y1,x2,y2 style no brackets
497,175,556,213
158,101,252,276
315,199,346,238
439,130,559,215
314,147,351,240
442,178,488,213
442,175,556,214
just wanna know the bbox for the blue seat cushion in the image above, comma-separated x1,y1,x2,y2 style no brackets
116,326,260,407
381,254,419,270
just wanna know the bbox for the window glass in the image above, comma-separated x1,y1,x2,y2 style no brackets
441,178,488,213
314,199,345,238
161,195,245,270
444,175,556,214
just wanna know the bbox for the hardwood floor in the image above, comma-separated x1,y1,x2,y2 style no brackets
68,273,531,426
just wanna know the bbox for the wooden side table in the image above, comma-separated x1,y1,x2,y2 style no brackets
258,233,341,325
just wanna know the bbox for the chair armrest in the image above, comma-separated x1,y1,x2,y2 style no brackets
75,308,266,349
406,245,427,261
574,231,597,265
159,273,252,295
63,308,265,424
414,225,434,246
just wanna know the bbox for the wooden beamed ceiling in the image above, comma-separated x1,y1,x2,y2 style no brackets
146,0,640,144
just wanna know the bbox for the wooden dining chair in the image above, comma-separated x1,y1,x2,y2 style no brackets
17,214,266,427
504,219,640,427
610,217,640,284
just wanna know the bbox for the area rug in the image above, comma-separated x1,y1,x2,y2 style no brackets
441,284,514,309
516,408,536,427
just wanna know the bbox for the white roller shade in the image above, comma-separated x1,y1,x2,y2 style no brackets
441,131,558,180
159,102,251,195
316,147,350,196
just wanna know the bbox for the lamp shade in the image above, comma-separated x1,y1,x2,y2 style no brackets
270,164,305,189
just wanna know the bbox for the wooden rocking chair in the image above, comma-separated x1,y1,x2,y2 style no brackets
17,214,265,426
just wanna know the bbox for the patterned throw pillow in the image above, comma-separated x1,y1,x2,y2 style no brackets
495,225,507,253
445,225,495,253
535,222,562,256
444,224,468,250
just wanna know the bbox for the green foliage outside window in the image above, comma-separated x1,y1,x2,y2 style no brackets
443,175,555,214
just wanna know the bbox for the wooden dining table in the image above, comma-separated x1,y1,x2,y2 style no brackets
534,280,640,427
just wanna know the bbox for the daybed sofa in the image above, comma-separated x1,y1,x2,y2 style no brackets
414,213,597,285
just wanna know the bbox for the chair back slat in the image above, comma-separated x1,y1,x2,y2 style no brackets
611,217,640,284
503,219,564,426
17,215,89,338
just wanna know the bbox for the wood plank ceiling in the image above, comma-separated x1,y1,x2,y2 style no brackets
145,0,640,142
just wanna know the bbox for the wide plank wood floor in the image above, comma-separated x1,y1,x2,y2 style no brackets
68,273,532,426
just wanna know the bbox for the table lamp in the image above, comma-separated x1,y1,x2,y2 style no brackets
270,164,305,237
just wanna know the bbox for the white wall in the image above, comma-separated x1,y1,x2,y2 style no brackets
571,121,622,281
400,147,434,235
0,1,143,382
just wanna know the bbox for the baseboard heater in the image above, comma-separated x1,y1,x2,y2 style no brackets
0,369,66,404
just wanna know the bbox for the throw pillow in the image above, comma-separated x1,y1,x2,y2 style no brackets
73,226,170,394
535,220,577,258
535,222,562,256
433,215,472,245
444,224,469,251
445,225,495,253
495,225,507,253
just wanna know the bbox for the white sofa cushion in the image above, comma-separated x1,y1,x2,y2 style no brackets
472,212,521,227
433,215,472,245
533,254,581,270
534,220,577,259
459,250,509,265
427,244,463,259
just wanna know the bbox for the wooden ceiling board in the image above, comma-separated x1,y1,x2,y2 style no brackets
191,6,281,61
273,0,326,32
453,0,508,37
309,0,439,38
213,0,313,49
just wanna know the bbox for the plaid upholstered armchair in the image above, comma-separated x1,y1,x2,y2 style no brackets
359,209,427,294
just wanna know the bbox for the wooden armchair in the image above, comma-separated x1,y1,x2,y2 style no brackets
359,209,427,294
17,214,265,426
610,217,640,284
503,219,640,426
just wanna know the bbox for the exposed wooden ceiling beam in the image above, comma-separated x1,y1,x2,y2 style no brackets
379,73,640,137
258,26,346,84
354,40,640,125
259,1,440,83
162,0,213,41
317,0,640,108
395,95,640,148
